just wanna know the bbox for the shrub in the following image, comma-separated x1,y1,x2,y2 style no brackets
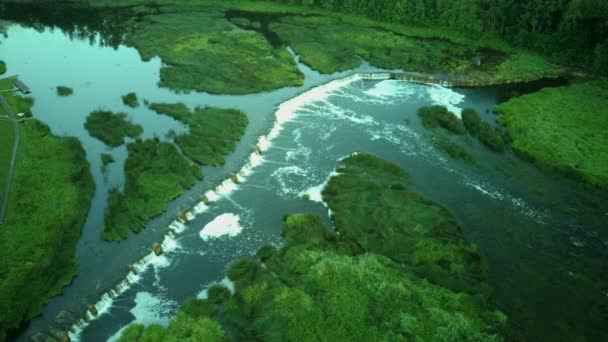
478,122,505,152
418,105,466,134
122,92,139,108
462,108,481,135
56,86,73,97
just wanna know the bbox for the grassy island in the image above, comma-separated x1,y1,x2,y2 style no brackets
496,81,608,190
56,85,73,97
126,11,304,94
101,153,114,165
102,138,202,241
121,92,139,108
118,153,505,341
149,102,248,166
84,110,143,147
0,88,94,339
418,105,466,135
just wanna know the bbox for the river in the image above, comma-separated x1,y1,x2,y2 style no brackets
1,6,607,342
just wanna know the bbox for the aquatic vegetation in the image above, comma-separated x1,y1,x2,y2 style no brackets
121,92,139,108
56,85,73,97
116,314,224,342
417,105,466,135
270,15,499,76
0,120,93,340
149,102,248,166
462,108,481,135
478,122,505,153
84,110,143,147
126,11,303,94
433,138,477,165
102,138,202,241
101,153,114,165
322,153,489,294
496,81,608,190
119,184,505,341
0,61,5,75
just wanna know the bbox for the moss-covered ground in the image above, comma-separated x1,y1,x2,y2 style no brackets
149,102,248,166
102,138,202,241
126,10,304,94
118,153,505,341
495,81,608,190
0,105,94,339
84,110,143,147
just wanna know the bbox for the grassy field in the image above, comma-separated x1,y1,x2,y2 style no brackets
0,116,14,200
495,81,608,190
0,120,94,340
118,153,505,341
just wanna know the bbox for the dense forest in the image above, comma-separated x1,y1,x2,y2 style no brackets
267,0,608,74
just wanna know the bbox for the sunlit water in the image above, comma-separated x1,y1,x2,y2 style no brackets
1,15,607,342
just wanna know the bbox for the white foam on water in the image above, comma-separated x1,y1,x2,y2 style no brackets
107,291,176,342
199,213,243,241
427,84,465,117
300,171,339,203
271,165,309,197
196,276,236,300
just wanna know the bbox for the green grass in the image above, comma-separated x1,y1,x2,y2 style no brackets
432,138,477,165
101,153,114,165
102,138,202,241
0,119,94,340
417,105,466,135
149,102,248,166
0,120,14,199
126,10,304,94
462,108,481,135
121,92,139,108
118,154,506,342
56,85,73,97
322,153,489,295
496,81,608,190
84,110,143,147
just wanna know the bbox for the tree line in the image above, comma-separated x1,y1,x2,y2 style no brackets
267,0,608,74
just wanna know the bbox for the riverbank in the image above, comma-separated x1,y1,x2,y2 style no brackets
496,81,608,191
0,72,94,339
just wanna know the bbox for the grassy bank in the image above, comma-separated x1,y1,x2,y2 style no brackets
0,111,94,339
118,153,505,341
149,103,248,166
84,110,143,147
495,81,608,191
102,138,202,241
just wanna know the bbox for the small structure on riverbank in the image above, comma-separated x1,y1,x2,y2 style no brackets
14,80,30,94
